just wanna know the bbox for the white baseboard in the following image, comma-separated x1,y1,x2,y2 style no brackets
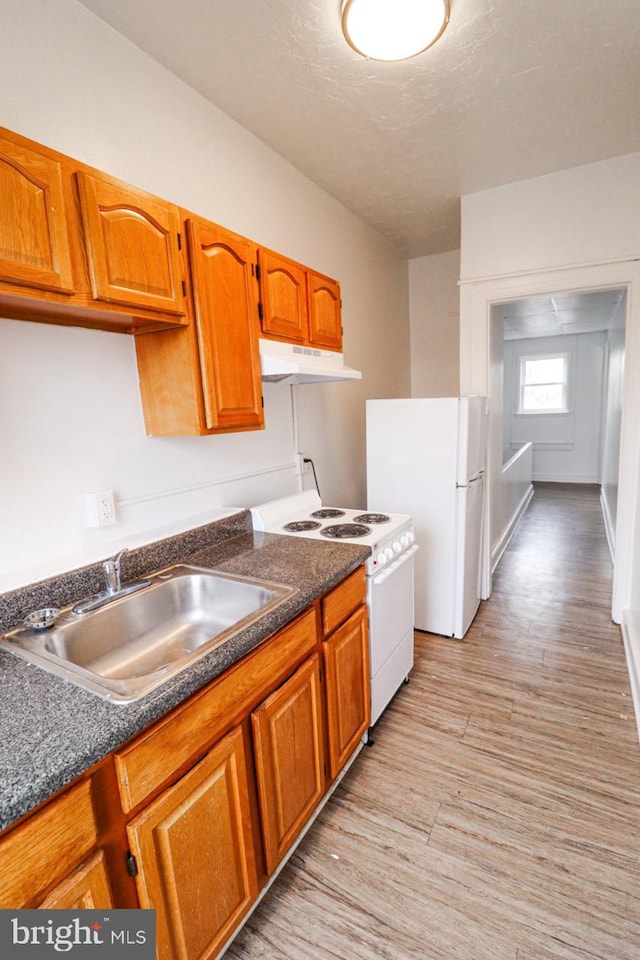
532,474,601,483
600,488,615,563
622,610,640,747
491,483,534,573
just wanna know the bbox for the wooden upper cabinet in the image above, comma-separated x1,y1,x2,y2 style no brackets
323,605,370,780
307,271,342,350
0,133,74,295
128,726,258,960
186,219,264,432
77,171,185,318
258,248,343,352
258,248,308,343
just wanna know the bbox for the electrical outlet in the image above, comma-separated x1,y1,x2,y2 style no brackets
84,490,117,528
295,454,311,476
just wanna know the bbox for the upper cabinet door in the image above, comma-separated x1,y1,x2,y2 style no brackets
186,220,264,432
258,249,307,343
0,135,74,295
77,172,185,317
307,272,342,351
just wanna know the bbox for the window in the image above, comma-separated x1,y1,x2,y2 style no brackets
518,353,569,414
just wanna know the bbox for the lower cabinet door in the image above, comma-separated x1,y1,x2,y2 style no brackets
39,850,114,909
323,605,370,779
251,655,325,874
127,726,258,960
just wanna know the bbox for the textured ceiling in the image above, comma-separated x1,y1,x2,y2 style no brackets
496,290,627,341
76,0,640,257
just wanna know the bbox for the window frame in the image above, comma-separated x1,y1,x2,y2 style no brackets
517,351,570,416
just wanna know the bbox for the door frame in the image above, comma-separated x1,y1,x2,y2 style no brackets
459,257,640,623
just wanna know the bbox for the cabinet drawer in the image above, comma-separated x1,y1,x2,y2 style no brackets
321,565,366,636
115,608,317,813
0,779,97,908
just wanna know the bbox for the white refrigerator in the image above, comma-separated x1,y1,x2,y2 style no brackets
366,397,488,639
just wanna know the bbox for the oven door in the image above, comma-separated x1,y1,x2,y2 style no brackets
367,544,418,725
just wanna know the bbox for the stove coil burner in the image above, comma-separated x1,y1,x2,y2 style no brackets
311,508,346,519
283,520,322,532
353,513,390,524
320,523,371,539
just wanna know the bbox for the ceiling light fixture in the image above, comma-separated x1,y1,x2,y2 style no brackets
341,0,450,62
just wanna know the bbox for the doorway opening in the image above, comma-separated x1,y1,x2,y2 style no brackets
488,288,627,592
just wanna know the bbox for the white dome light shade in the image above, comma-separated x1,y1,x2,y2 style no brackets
342,0,450,62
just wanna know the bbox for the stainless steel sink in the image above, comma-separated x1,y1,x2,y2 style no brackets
0,565,296,702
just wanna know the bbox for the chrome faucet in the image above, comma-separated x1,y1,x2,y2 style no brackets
71,548,151,616
103,548,128,595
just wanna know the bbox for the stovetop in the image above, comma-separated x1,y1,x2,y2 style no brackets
250,490,415,576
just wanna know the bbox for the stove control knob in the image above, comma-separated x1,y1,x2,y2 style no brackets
375,551,387,566
406,530,415,545
400,533,410,548
383,548,394,563
392,540,402,554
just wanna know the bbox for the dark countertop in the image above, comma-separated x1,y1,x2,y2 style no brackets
0,517,369,832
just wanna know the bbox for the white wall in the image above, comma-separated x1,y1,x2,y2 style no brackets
459,155,640,626
461,152,640,282
408,250,460,397
502,332,606,483
601,324,626,550
0,0,410,590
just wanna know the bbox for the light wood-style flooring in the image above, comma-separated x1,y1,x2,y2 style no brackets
227,483,640,959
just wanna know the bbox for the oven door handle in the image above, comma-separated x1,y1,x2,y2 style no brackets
372,544,419,585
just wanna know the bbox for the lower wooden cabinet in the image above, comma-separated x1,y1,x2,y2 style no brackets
323,606,370,779
0,567,370,957
0,779,101,908
252,654,325,873
39,850,114,909
127,725,258,960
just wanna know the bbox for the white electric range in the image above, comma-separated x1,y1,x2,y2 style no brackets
251,490,418,725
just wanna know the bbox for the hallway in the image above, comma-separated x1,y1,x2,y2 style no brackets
227,484,640,960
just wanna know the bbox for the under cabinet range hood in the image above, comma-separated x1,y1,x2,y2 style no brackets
259,339,362,385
